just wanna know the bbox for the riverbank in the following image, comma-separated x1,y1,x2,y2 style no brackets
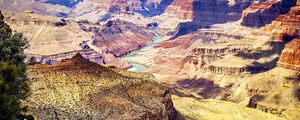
121,29,165,72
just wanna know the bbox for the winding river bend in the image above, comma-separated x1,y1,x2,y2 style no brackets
121,30,161,72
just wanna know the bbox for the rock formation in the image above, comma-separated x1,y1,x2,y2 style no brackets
262,1,300,41
93,19,154,57
164,0,194,19
277,39,300,70
25,54,178,119
172,0,252,38
241,0,297,27
4,11,154,69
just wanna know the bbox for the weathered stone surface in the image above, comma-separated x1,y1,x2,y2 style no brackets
241,0,297,27
25,54,178,119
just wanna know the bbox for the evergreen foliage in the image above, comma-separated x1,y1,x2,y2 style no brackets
0,11,32,120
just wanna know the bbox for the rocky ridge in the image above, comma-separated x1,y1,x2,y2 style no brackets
25,54,178,119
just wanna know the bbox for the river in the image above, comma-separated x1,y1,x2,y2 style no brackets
121,30,161,72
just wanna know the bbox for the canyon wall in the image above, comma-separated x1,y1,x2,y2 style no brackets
241,0,297,27
172,0,252,38
164,0,194,19
277,39,300,70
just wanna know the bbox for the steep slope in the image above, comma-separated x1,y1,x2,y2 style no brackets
278,39,300,70
241,0,297,27
25,54,178,119
172,0,252,38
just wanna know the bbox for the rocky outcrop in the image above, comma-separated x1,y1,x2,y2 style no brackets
25,54,178,119
277,39,300,70
241,0,297,27
192,47,244,56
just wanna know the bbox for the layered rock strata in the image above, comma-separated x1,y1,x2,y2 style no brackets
263,3,300,41
241,0,297,27
277,39,300,70
164,0,194,19
172,0,252,38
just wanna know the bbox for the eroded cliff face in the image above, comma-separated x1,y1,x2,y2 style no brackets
172,0,252,38
241,0,297,27
25,54,178,119
164,0,194,19
262,2,300,41
278,39,300,70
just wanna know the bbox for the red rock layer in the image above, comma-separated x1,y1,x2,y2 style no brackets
241,0,297,27
165,0,194,19
277,39,300,70
263,2,300,41
242,0,281,17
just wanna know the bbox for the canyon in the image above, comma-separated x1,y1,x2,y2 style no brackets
1,0,300,119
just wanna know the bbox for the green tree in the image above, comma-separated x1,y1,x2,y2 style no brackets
0,11,32,119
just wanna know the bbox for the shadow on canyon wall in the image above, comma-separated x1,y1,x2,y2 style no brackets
41,0,83,8
172,0,297,39
241,0,297,27
285,75,300,101
235,42,284,74
171,0,252,39
175,78,224,99
135,0,174,17
235,37,297,74
235,42,285,60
